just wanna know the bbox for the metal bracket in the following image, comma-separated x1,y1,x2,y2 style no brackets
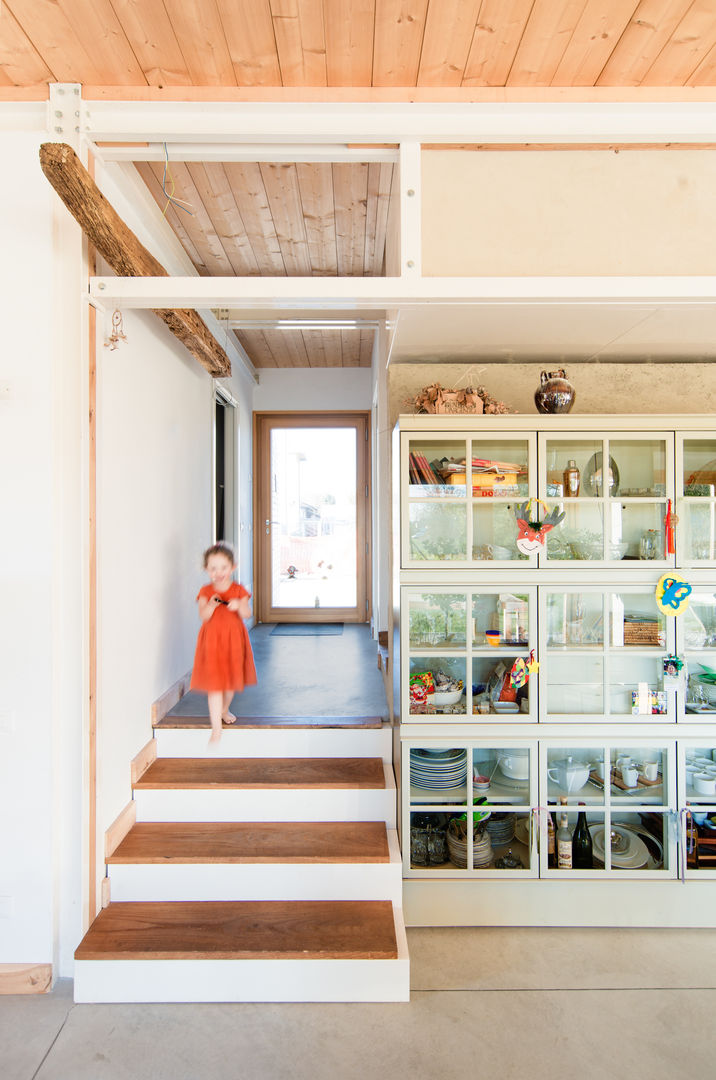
48,84,85,153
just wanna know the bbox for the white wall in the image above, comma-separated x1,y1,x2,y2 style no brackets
422,149,716,275
96,311,213,857
0,127,81,971
252,367,372,412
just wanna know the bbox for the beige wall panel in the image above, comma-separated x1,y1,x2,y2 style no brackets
389,361,716,428
422,149,716,276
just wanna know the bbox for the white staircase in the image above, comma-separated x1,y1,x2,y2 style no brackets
74,717,409,1003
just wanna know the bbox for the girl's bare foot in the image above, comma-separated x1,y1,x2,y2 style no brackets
207,731,222,749
222,711,237,724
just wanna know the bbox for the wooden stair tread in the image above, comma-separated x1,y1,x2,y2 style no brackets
134,757,387,790
74,900,398,960
156,715,384,730
109,821,391,863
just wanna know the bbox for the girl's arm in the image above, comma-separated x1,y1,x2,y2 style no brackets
198,593,220,623
227,594,252,619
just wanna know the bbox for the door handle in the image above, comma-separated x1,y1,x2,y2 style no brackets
265,518,280,534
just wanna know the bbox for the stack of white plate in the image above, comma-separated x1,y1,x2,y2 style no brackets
410,748,467,790
447,825,494,868
486,813,516,846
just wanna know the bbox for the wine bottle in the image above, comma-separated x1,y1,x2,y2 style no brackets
547,812,556,869
556,796,573,869
572,802,593,869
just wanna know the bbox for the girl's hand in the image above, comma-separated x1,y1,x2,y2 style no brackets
226,598,241,612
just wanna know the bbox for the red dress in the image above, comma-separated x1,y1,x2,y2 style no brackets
190,582,257,693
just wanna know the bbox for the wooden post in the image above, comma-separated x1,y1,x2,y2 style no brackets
39,142,231,378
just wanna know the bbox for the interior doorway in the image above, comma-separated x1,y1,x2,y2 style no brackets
254,412,371,624
214,389,237,549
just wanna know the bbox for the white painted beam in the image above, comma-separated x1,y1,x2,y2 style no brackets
82,99,716,147
96,144,399,164
89,274,716,310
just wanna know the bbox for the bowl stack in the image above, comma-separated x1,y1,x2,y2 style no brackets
447,818,493,868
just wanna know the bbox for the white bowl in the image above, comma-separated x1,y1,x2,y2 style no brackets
428,689,462,707
693,772,716,795
498,750,530,780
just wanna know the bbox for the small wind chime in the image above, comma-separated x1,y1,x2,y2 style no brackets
104,309,127,350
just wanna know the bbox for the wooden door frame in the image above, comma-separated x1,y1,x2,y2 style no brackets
253,411,371,624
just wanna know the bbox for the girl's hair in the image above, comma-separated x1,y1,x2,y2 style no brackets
203,541,236,567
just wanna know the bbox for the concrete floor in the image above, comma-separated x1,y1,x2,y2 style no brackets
5,626,715,1079
170,622,390,718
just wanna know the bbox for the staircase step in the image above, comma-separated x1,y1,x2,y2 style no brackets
135,756,386,789
132,758,396,825
107,823,403,903
156,715,384,729
110,820,391,863
153,722,392,761
73,900,410,1002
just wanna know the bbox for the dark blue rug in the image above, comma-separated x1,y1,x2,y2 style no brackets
271,623,344,636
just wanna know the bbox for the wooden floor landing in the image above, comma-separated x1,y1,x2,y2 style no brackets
134,757,386,790
108,821,390,863
155,715,384,729
75,900,398,961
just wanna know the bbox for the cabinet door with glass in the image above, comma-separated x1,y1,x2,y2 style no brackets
540,585,674,722
680,740,716,877
402,431,535,568
540,739,676,878
678,434,716,565
403,586,538,722
677,583,716,721
538,433,673,566
404,740,538,878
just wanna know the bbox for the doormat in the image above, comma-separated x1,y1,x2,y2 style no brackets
270,623,344,636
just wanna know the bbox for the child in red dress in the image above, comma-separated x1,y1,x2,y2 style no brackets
190,542,257,746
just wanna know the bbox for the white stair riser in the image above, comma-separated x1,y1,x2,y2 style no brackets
73,909,410,1004
74,955,410,1003
154,727,392,761
134,788,397,827
109,861,403,903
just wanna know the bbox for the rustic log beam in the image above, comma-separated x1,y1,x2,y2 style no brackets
39,142,231,378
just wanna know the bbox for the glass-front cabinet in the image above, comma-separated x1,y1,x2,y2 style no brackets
678,435,716,565
540,740,676,877
402,431,535,568
404,741,538,877
402,585,538,721
539,433,673,565
539,585,674,722
680,741,716,877
398,418,716,923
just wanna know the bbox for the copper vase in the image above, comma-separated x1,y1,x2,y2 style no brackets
534,369,575,414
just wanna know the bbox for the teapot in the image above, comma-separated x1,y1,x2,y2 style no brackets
547,755,590,793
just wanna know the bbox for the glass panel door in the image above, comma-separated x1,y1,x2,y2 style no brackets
539,434,673,565
679,435,716,564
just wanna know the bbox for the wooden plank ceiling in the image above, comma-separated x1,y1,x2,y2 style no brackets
4,1,716,90
7,0,716,368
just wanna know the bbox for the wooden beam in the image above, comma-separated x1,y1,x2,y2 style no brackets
38,142,230,378
0,964,52,995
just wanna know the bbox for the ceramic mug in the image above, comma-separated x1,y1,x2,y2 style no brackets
642,761,659,781
620,764,639,787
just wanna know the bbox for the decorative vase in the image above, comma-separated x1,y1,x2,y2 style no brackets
534,369,575,414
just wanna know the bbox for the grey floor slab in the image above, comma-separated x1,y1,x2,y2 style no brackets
0,978,74,1080
11,983,714,1080
171,623,389,718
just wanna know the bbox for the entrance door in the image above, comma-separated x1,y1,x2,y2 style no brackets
254,412,370,623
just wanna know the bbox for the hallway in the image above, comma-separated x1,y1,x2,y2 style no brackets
4,626,716,1078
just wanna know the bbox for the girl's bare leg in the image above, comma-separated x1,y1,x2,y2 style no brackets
222,691,236,723
207,692,223,744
